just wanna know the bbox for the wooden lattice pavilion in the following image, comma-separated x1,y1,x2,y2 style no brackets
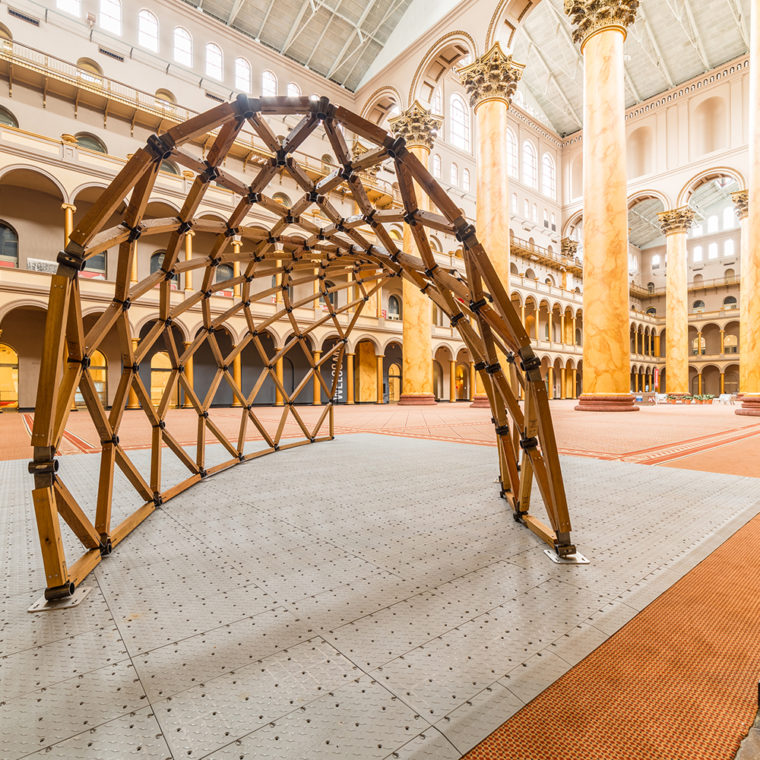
28,95,575,601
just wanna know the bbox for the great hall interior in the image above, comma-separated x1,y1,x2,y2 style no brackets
1,0,759,758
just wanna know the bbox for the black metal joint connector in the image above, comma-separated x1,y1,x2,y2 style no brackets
474,361,487,372
450,313,464,327
469,298,487,313
520,436,539,450
485,362,501,375
494,424,510,436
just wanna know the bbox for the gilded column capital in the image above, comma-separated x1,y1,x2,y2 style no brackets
351,140,380,179
561,238,579,258
564,0,639,49
731,190,749,220
657,206,696,236
457,42,525,110
388,100,442,152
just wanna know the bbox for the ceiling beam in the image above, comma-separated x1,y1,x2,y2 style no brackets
255,0,277,40
634,5,675,89
326,0,379,78
664,0,710,69
226,0,247,26
726,0,749,48
279,0,316,54
681,0,711,70
521,28,582,130
625,69,642,103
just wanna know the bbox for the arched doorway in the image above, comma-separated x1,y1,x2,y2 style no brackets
0,343,18,409
74,349,107,408
150,351,176,407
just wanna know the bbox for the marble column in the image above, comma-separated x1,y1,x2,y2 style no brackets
736,0,760,414
459,44,524,407
184,231,194,292
183,341,194,408
732,191,750,393
566,0,639,412
469,362,476,401
449,360,457,403
61,203,76,247
232,354,242,407
275,357,284,406
232,239,242,298
376,355,384,404
658,207,696,396
388,103,442,406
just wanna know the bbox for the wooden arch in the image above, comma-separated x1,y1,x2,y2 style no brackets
29,95,575,600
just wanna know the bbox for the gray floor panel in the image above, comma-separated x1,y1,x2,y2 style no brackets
1,433,759,758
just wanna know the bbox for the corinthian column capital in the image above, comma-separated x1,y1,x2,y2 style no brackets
564,0,639,49
658,206,696,236
457,42,525,110
561,238,579,258
388,100,442,152
731,190,749,220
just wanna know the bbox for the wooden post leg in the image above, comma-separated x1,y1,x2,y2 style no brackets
32,485,71,598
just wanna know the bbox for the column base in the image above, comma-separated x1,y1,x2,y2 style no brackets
470,394,490,408
736,395,760,417
575,394,639,412
398,393,437,406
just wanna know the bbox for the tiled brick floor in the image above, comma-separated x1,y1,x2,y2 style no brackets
3,401,759,475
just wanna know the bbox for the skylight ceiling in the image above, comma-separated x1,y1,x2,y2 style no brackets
512,0,751,136
181,0,413,91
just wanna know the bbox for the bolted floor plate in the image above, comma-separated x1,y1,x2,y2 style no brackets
28,586,92,613
544,549,590,565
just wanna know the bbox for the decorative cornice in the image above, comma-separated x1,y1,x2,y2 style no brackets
388,100,442,151
658,206,696,235
457,42,525,110
561,238,579,257
731,190,749,220
564,0,639,49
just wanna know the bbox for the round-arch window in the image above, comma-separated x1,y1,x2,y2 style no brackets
272,192,291,206
150,251,177,285
160,160,180,175
387,294,401,320
0,221,19,267
321,280,336,308
693,300,705,311
724,296,737,307
0,106,18,128
216,264,234,283
646,307,657,315
75,133,107,153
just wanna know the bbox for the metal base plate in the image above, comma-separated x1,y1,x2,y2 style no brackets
544,549,590,565
28,586,91,613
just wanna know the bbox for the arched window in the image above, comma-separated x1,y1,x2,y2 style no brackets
651,254,661,268
0,221,18,267
205,43,223,80
0,106,17,128
724,239,735,257
723,206,735,229
57,0,81,16
75,132,107,153
77,57,103,84
99,0,121,35
646,307,657,315
431,154,441,178
449,94,470,152
693,245,703,262
138,10,158,51
0,343,19,409
462,168,471,192
725,268,736,284
262,70,277,97
173,27,192,67
522,141,538,187
287,82,301,97
387,294,401,320
647,282,655,293
272,192,291,206
708,242,719,259
450,162,458,186
234,57,251,93
541,153,556,198
150,251,177,286
321,279,336,308
692,300,705,312
160,159,179,174
216,263,234,284
431,86,442,115
506,129,518,178
724,295,738,307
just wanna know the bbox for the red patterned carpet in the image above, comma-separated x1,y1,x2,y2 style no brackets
465,510,760,760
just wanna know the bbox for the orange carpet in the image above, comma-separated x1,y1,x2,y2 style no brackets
465,514,760,760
